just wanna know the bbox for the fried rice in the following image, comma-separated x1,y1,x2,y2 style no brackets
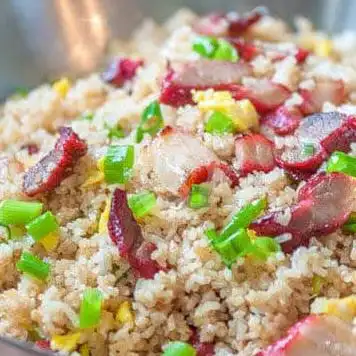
0,7,355,356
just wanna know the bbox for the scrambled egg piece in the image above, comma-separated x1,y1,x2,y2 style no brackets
40,232,59,252
314,39,333,57
98,198,111,234
193,90,259,131
116,301,134,324
80,344,90,356
311,295,356,322
298,34,333,57
51,332,81,352
81,158,105,188
52,77,71,98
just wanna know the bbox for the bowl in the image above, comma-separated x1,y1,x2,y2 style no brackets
1,0,356,99
0,0,355,354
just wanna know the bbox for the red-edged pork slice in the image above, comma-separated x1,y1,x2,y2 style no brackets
194,8,265,37
227,8,266,37
228,38,261,61
108,188,161,279
146,127,238,196
234,134,276,176
102,57,144,87
35,340,51,351
160,60,251,107
251,172,356,253
320,114,356,153
230,79,291,114
257,315,356,356
299,78,346,115
179,161,239,197
23,127,87,196
160,61,289,112
262,106,303,136
227,38,310,64
276,112,355,176
190,329,215,356
21,143,39,156
294,48,310,64
193,12,229,37
275,145,327,179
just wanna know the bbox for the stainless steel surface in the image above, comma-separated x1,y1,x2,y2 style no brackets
0,0,356,100
0,336,52,356
0,0,355,354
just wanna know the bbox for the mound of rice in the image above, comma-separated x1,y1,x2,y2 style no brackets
0,8,355,356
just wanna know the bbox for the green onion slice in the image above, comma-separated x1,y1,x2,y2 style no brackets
343,223,356,234
204,111,235,135
136,101,163,143
12,87,29,99
107,125,125,140
188,184,210,209
128,191,157,218
10,226,27,239
301,143,315,157
213,39,239,62
192,36,239,63
26,211,59,242
347,212,356,225
80,112,94,121
103,145,134,184
79,288,103,329
326,151,356,177
220,197,267,240
213,229,251,267
192,36,219,58
0,200,43,226
245,236,281,260
163,341,196,356
16,251,50,281
312,275,326,295
205,228,219,242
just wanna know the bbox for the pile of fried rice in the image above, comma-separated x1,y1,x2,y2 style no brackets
0,7,355,356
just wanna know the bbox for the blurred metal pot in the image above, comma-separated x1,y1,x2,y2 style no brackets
0,0,356,354
1,0,356,99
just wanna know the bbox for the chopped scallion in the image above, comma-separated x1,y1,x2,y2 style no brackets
301,143,315,157
128,191,156,218
192,36,239,62
80,112,94,121
163,341,196,356
347,212,356,225
26,211,59,242
204,111,235,135
192,36,218,58
136,101,163,143
188,184,210,209
213,229,251,267
0,200,43,226
220,197,267,240
312,274,326,295
108,125,125,139
16,251,50,281
13,87,29,98
213,39,239,62
205,197,279,267
204,228,219,242
79,288,103,329
245,236,281,260
326,151,356,177
343,223,356,234
103,145,134,184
